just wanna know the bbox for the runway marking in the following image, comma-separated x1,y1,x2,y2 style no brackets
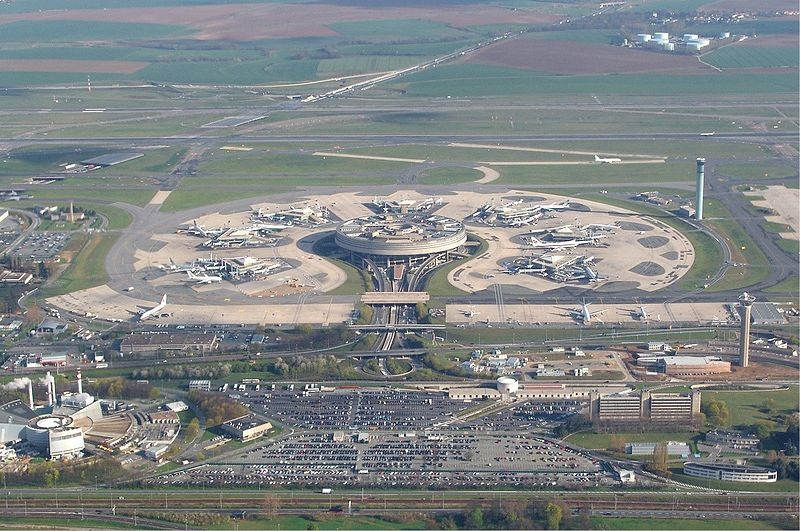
149,190,172,205
449,142,664,159
312,151,425,163
477,159,666,166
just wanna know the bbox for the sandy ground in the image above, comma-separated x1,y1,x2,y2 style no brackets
446,302,732,325
149,191,172,206
48,285,351,326
745,185,799,240
0,59,147,73
474,166,500,184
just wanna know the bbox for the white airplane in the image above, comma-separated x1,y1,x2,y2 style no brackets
526,236,594,249
186,270,223,284
700,131,716,136
594,155,622,164
139,294,168,321
581,223,617,231
462,309,481,317
537,200,571,211
161,258,196,273
570,300,607,323
583,266,605,282
637,306,649,321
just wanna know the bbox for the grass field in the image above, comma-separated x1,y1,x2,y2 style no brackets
564,431,701,450
669,468,799,492
0,517,137,529
418,166,482,185
718,162,798,181
208,514,425,530
41,233,118,297
701,386,799,428
394,65,799,97
589,516,781,530
704,46,799,69
765,275,800,293
0,20,186,42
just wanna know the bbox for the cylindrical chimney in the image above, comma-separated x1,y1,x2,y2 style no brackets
77,368,83,394
28,380,34,409
695,158,705,220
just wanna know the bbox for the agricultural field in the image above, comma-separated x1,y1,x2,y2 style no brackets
704,45,799,69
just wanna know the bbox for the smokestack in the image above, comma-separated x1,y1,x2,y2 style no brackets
738,292,756,367
28,380,34,409
77,368,83,394
45,371,53,406
695,158,705,220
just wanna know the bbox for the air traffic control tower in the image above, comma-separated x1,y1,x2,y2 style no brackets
695,158,706,220
738,292,756,367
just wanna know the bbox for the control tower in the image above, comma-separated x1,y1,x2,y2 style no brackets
738,292,756,367
695,158,706,220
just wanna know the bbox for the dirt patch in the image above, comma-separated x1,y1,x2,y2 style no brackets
0,59,147,73
699,0,797,13
463,39,711,75
0,4,557,41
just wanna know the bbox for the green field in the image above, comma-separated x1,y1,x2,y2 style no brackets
393,65,799,97
564,431,701,450
209,514,425,530
701,387,799,428
418,166,482,185
0,20,186,42
670,468,800,492
317,56,426,76
41,233,118,297
717,162,798,180
704,46,799,69
590,516,782,530
329,18,473,42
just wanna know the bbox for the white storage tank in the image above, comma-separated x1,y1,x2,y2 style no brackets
683,33,699,41
496,376,519,394
637,33,652,43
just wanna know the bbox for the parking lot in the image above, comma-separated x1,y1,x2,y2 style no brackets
148,432,610,489
247,389,467,430
15,231,69,259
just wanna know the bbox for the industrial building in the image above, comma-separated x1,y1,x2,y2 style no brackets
626,442,690,458
589,391,701,425
683,462,777,483
119,332,218,354
637,355,731,376
221,415,272,442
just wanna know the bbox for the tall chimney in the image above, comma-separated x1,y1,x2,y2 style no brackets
28,380,34,409
77,368,83,394
45,371,53,406
695,158,705,220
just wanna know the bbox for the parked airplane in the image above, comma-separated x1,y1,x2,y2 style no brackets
186,270,223,284
161,258,196,273
700,131,716,136
637,306,649,321
594,155,622,163
462,309,481,317
139,294,167,321
537,200,572,211
526,236,594,249
570,300,607,323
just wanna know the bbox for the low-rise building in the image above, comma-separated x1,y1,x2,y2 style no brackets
120,333,217,354
683,462,777,483
221,415,272,442
627,441,690,458
705,429,760,450
188,380,212,392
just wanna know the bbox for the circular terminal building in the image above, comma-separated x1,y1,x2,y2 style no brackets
26,414,85,458
335,214,467,266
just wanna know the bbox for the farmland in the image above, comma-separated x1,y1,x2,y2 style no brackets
704,45,799,69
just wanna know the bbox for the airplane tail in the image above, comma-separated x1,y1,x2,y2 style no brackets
169,258,177,267
594,155,600,162
187,270,197,280
161,294,167,306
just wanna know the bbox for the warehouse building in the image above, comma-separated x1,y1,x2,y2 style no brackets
627,442,690,458
589,391,700,425
120,333,217,354
221,415,272,442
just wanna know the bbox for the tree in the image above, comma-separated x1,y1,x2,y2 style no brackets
545,502,563,530
702,398,730,428
185,418,200,440
761,397,776,414
464,506,483,529
608,434,626,453
262,494,280,518
650,442,670,477
752,421,772,441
